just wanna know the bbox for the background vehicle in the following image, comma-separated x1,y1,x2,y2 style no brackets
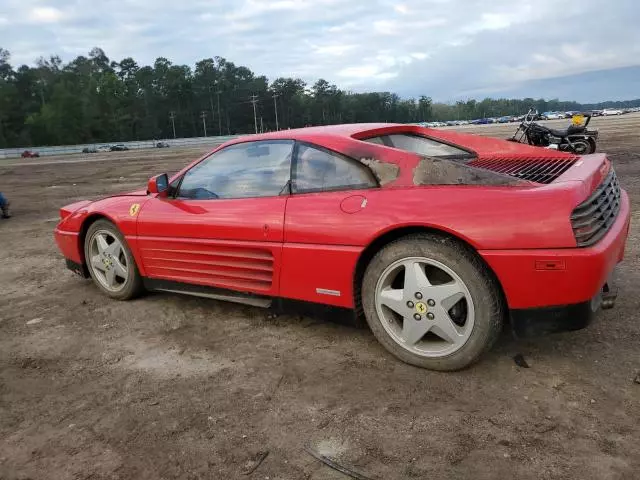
541,111,565,120
54,123,629,371
509,108,598,154
156,141,170,148
602,108,624,116
21,150,40,158
82,147,97,154
110,144,129,152
97,145,111,153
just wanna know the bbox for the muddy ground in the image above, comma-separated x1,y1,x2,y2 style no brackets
1,115,639,480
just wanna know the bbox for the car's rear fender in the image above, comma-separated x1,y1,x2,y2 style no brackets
352,224,510,320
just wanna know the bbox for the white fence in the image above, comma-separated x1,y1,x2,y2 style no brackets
0,135,242,159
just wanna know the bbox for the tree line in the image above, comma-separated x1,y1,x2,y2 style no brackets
0,47,638,148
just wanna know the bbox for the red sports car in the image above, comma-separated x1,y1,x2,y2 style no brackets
21,150,40,158
54,124,630,370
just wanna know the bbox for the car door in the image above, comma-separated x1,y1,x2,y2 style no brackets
136,140,294,296
281,142,380,308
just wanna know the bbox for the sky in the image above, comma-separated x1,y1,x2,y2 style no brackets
1,0,639,102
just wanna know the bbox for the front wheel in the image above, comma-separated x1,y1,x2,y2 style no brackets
84,219,144,300
361,234,504,371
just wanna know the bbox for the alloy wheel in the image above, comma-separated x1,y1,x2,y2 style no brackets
374,257,475,357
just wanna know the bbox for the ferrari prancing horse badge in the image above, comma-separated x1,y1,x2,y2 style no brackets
129,203,140,216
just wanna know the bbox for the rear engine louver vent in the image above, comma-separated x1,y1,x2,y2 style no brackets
469,156,578,184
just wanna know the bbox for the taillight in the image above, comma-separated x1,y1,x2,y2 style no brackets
570,169,621,247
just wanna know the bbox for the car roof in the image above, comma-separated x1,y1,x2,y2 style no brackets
171,121,573,189
220,122,573,159
229,123,401,143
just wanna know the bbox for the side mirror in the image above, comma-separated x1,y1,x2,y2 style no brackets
147,173,169,195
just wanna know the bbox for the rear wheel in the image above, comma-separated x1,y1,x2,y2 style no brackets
570,139,591,155
587,138,597,154
84,219,143,300
361,234,504,371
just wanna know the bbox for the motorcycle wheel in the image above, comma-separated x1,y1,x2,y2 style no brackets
587,138,597,154
570,139,591,155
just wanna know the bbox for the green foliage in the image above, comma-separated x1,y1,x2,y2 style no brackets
0,47,639,147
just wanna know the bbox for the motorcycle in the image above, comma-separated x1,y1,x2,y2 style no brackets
508,108,598,154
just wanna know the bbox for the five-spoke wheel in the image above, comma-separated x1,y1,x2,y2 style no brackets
84,219,143,300
375,257,475,358
88,230,129,292
362,234,503,371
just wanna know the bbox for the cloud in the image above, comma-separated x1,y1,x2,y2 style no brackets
310,43,357,56
29,6,65,23
394,4,408,14
0,0,637,101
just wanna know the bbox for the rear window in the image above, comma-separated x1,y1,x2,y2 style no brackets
363,133,473,159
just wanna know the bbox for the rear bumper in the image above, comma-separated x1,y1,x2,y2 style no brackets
480,188,630,332
510,268,617,337
510,300,596,337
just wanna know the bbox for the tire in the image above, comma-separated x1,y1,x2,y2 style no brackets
587,138,597,154
570,139,591,155
84,219,144,300
361,234,504,371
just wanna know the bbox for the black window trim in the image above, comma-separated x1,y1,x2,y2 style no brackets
172,139,295,201
291,140,380,195
360,132,477,160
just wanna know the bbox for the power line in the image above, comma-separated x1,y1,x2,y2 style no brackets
249,94,259,134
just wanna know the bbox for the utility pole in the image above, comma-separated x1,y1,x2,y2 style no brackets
208,86,216,128
169,111,177,139
249,95,259,134
272,93,280,131
216,91,222,136
200,111,207,137
260,116,264,133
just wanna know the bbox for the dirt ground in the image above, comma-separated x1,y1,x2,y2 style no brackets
1,115,639,480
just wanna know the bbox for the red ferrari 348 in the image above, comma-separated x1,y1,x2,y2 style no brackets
54,124,630,370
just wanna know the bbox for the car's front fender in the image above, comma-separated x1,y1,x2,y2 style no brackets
55,194,152,270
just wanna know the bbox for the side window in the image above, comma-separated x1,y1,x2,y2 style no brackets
363,133,472,159
292,144,377,194
178,141,293,199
